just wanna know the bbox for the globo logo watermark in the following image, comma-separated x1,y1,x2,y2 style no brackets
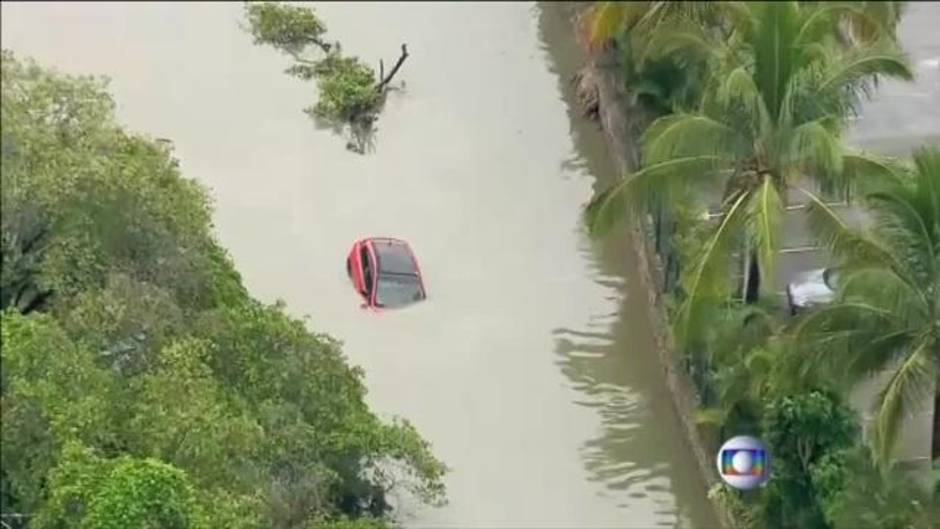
716,436,770,490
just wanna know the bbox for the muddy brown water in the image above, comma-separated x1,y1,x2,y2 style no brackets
0,2,798,527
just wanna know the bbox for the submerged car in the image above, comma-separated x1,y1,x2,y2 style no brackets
346,237,426,309
786,267,839,315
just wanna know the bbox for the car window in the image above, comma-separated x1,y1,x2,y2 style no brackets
360,246,373,295
375,243,416,275
375,274,423,308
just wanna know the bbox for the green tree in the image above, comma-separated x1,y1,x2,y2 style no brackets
242,2,409,152
810,446,936,529
585,2,911,348
581,2,907,51
125,338,265,492
759,390,858,529
192,301,447,519
692,305,783,434
81,458,203,529
578,2,906,115
0,50,240,315
31,441,115,529
1,49,445,528
579,1,733,52
794,146,939,469
578,2,734,113
1,311,116,518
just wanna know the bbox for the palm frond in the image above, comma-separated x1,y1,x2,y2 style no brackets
818,41,913,96
788,299,917,393
721,2,755,42
841,1,905,44
581,2,627,50
716,65,770,133
872,335,936,470
794,3,843,50
801,188,909,274
840,267,928,327
788,118,844,179
844,325,919,381
866,190,937,284
642,22,721,66
746,176,783,297
675,191,751,347
911,146,940,228
641,113,745,165
751,1,801,120
842,151,906,192
585,155,732,236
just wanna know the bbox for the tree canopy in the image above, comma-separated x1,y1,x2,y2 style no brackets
584,1,912,347
0,49,445,529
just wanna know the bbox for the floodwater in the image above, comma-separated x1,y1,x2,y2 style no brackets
0,2,722,527
848,2,940,154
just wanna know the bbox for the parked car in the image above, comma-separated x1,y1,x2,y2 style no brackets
346,237,426,309
786,267,839,315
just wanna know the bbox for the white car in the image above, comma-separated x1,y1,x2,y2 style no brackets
786,268,839,315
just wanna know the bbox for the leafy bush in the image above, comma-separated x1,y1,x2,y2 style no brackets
309,54,380,122
758,391,858,529
811,447,936,529
82,458,203,529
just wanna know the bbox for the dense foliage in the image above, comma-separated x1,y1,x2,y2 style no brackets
0,50,445,529
580,2,937,528
796,147,939,467
587,2,912,342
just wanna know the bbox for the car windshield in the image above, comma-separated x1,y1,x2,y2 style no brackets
374,242,417,275
375,273,424,308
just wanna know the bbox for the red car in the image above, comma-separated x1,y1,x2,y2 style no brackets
346,237,427,309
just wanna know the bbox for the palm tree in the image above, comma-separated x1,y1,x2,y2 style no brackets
692,305,781,434
579,1,733,50
581,1,907,51
578,2,737,114
585,2,912,347
794,146,939,470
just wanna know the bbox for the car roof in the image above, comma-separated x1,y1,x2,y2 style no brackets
368,238,418,275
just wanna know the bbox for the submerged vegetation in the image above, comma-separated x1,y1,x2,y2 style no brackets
243,2,409,154
0,49,444,529
581,2,938,528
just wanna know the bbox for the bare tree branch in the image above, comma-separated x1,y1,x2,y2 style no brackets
377,44,409,92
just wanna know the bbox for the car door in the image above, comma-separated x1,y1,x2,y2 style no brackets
347,241,364,293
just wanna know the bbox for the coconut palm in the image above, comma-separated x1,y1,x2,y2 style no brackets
579,1,733,51
581,1,907,49
794,146,939,470
579,2,738,114
585,1,912,346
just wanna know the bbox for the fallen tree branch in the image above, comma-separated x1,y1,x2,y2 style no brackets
377,44,408,92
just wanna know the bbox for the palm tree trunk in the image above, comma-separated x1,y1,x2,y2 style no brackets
745,249,761,304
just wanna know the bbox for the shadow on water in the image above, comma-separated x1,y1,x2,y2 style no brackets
310,114,378,154
535,3,720,527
